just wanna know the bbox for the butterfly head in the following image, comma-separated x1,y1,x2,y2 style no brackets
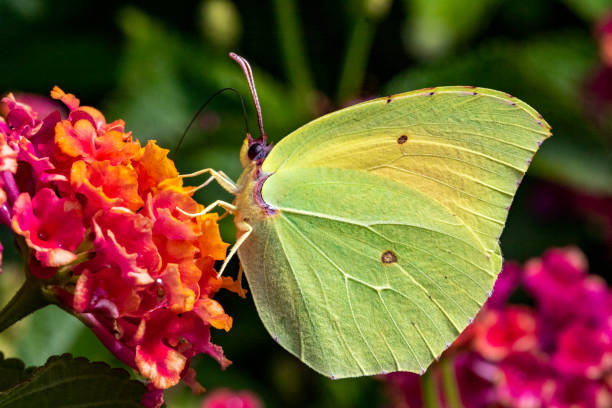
230,52,272,168
240,132,272,167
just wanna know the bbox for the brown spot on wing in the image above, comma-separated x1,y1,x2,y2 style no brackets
381,250,398,264
397,135,408,144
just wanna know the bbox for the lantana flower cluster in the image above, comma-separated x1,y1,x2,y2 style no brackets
384,247,612,407
0,88,241,400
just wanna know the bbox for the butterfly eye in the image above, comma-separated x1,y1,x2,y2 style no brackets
247,143,263,160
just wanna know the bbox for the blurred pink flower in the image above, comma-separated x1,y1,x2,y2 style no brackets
495,351,556,407
553,321,612,379
550,376,612,408
201,388,263,408
472,306,539,362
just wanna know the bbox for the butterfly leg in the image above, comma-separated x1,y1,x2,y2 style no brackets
235,264,247,297
176,199,251,278
176,200,237,217
180,168,238,195
216,222,252,278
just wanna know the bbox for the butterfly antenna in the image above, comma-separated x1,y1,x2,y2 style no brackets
172,87,250,159
229,52,266,142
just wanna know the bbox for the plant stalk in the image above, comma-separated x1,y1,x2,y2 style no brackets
272,0,315,101
336,14,376,103
441,358,464,408
78,313,137,370
0,277,48,333
421,368,440,408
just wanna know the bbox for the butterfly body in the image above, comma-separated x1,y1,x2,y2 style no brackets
230,86,550,378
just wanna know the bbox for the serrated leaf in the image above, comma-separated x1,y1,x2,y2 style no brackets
0,354,29,392
0,354,145,408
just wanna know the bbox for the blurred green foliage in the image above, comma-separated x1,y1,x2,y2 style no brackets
1,0,612,407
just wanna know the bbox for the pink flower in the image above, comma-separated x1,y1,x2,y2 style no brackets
201,388,263,408
473,306,539,362
0,88,241,407
92,209,161,285
553,321,612,379
134,308,230,391
524,247,597,337
1,94,41,140
495,352,556,407
453,352,497,408
11,188,85,267
550,376,612,408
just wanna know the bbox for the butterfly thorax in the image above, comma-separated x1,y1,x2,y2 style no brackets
233,155,278,240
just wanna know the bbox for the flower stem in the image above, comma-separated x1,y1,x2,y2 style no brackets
421,368,440,408
441,358,464,408
78,312,137,370
0,277,49,333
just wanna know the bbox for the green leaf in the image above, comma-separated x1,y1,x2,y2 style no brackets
0,354,145,408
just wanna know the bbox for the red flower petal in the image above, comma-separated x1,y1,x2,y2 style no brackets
93,208,160,285
12,188,84,267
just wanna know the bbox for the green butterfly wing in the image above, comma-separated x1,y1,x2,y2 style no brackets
234,87,550,378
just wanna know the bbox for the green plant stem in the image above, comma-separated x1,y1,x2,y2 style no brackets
336,15,376,103
421,368,440,408
441,358,464,408
0,277,49,333
272,0,314,100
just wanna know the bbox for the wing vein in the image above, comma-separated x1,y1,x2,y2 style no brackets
279,215,368,374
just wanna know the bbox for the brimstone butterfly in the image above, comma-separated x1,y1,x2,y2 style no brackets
186,53,551,379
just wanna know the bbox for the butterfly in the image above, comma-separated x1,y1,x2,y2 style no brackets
184,53,551,379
